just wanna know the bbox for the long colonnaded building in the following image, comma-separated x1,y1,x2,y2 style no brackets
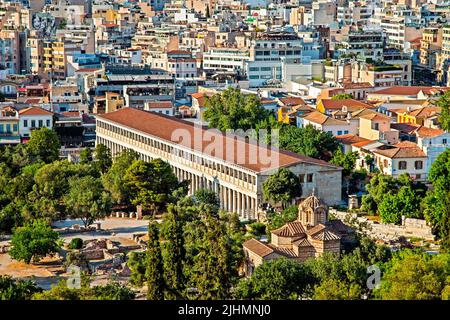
96,107,343,219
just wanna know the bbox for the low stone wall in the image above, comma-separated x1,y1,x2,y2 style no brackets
330,209,436,242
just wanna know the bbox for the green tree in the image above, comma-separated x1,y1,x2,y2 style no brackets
436,90,450,131
32,279,135,300
160,209,185,299
279,124,339,161
378,193,403,224
26,127,60,163
102,150,139,207
0,276,41,300
193,188,220,208
330,149,358,176
64,176,111,228
262,168,302,208
235,258,312,299
9,219,60,264
124,159,179,214
79,148,93,164
203,87,271,131
93,144,112,174
423,149,450,250
146,221,164,300
313,278,361,300
127,251,147,287
378,250,450,300
331,93,354,100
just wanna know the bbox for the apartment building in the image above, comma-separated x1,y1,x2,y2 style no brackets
203,47,250,75
246,32,323,87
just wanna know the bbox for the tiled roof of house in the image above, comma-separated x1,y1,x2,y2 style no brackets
358,111,391,121
98,108,340,172
19,107,53,116
279,97,306,106
335,134,370,145
243,239,274,257
408,106,441,118
320,99,374,110
302,111,348,126
373,86,450,96
390,123,421,134
146,101,173,109
341,82,374,89
414,126,445,138
372,141,426,158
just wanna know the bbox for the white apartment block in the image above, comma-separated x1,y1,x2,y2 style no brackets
203,47,250,75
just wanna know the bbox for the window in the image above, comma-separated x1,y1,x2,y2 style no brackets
398,161,407,170
416,174,421,180
344,130,349,134
31,120,36,128
24,119,28,128
38,120,43,127
299,174,305,183
443,139,448,144
13,124,18,132
307,174,313,183
337,130,343,135
414,160,423,170
6,124,11,133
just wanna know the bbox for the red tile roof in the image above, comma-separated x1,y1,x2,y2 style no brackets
279,97,306,106
336,134,370,145
320,99,374,110
98,108,340,172
243,239,275,257
373,86,450,96
372,141,426,159
145,101,173,109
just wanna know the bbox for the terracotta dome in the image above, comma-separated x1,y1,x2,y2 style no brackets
299,194,327,212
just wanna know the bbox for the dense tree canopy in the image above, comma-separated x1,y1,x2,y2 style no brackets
235,258,313,300
279,124,340,161
423,149,450,250
436,90,450,131
361,173,426,223
102,150,139,207
377,250,450,300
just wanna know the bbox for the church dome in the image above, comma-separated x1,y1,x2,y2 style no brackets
299,194,327,212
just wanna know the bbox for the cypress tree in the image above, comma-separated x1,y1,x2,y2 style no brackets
161,207,185,299
146,221,164,300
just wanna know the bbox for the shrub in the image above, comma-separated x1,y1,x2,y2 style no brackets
68,238,83,250
249,222,266,237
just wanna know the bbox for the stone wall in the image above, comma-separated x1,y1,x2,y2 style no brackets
329,209,436,242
